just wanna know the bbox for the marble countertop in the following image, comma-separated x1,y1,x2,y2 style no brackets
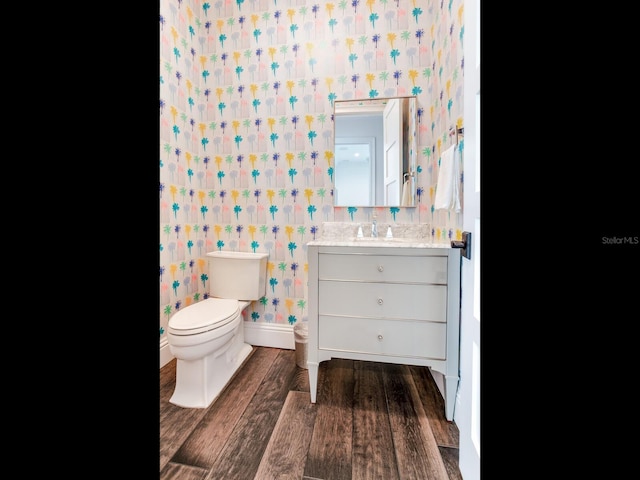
307,222,451,249
307,238,451,248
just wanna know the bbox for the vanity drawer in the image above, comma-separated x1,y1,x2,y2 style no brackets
318,253,448,284
319,281,447,321
318,315,446,359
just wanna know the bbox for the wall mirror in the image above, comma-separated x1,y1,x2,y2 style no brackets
333,96,417,207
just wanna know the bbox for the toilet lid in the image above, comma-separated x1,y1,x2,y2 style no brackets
168,298,240,334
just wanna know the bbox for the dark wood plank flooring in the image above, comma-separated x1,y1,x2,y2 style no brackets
160,347,462,480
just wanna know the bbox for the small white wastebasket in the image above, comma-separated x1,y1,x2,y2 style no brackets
293,322,308,369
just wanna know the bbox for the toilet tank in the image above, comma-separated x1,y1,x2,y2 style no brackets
206,251,269,300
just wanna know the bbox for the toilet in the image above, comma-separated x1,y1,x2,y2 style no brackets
167,250,269,408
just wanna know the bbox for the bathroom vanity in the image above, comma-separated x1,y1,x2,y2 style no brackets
306,228,461,421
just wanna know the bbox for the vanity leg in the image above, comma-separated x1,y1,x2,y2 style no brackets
308,361,319,403
444,374,459,421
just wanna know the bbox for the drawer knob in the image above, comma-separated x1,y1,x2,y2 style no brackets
378,334,383,341
377,298,383,305
377,265,384,272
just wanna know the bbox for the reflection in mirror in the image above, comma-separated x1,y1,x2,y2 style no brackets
334,96,417,207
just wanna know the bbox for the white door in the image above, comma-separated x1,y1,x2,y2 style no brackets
383,98,402,205
458,0,480,478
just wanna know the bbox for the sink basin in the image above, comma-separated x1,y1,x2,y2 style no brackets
352,236,419,243
344,236,441,247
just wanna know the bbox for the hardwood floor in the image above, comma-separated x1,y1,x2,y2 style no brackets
160,346,462,480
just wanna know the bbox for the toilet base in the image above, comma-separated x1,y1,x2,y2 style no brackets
169,334,253,409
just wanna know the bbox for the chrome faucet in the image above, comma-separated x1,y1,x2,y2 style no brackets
371,215,378,237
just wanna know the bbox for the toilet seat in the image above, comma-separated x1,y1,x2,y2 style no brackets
168,298,240,336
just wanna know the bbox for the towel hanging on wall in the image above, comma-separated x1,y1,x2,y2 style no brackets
434,144,461,212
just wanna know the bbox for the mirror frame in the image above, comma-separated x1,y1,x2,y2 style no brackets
333,95,417,208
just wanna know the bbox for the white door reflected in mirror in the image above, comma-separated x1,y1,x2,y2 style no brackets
383,98,402,205
334,138,375,206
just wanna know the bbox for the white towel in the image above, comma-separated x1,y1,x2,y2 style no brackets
401,175,412,206
434,144,461,212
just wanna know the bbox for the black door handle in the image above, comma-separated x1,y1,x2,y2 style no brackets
451,231,471,259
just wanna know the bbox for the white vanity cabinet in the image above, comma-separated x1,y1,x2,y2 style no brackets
306,243,461,421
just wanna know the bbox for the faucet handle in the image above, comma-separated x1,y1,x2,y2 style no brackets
385,226,393,239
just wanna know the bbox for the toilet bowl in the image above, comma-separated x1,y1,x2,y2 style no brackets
167,251,269,409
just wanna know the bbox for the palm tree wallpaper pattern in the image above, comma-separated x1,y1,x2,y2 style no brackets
159,0,465,344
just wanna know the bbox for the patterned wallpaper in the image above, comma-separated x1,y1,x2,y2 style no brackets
159,0,465,343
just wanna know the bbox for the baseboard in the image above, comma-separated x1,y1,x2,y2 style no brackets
430,368,446,398
159,323,295,370
160,338,173,368
244,322,295,350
